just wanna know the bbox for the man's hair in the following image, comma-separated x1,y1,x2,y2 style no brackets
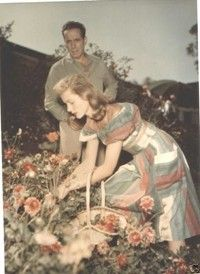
62,21,86,38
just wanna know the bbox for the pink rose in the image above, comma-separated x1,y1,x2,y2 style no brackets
127,229,142,246
142,225,156,246
24,197,41,217
116,254,128,269
13,184,26,198
139,195,154,214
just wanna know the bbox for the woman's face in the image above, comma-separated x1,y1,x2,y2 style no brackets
60,88,91,119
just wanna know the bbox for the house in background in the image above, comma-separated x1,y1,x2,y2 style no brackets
0,38,55,131
0,38,199,131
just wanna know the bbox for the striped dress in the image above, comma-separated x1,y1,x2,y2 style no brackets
80,102,200,241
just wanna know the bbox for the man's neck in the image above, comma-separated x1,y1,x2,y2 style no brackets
73,53,89,66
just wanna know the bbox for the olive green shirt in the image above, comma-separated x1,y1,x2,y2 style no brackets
44,54,118,121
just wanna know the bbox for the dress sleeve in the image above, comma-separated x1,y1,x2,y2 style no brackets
79,119,97,142
103,103,142,145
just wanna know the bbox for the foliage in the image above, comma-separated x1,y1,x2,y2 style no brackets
0,21,14,40
54,42,133,81
3,129,199,274
186,23,198,71
86,43,133,80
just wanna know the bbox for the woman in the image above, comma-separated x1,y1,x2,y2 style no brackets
54,74,200,253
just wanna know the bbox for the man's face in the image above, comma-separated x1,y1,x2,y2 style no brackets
63,28,86,60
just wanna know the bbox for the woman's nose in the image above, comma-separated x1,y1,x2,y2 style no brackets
67,104,72,112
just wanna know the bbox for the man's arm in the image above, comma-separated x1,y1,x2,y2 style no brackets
44,67,69,121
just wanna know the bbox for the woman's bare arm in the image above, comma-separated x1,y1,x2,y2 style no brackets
91,140,123,184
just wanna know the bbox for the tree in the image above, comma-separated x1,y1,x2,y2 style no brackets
0,21,14,40
186,23,198,71
54,42,134,81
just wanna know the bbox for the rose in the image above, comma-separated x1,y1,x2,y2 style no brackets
41,242,62,253
24,197,41,216
127,229,142,246
21,161,37,173
104,214,119,226
4,148,15,160
96,241,110,255
35,230,62,253
173,258,188,273
142,226,156,246
139,195,154,214
13,184,26,198
49,154,65,166
116,254,128,269
46,131,59,143
95,213,120,233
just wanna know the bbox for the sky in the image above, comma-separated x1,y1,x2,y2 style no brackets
0,0,198,84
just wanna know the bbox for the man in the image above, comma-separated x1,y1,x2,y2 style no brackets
44,21,117,159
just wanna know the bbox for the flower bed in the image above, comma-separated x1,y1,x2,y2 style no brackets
2,129,199,274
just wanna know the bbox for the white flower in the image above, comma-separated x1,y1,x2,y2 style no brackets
59,231,93,265
43,193,56,209
34,230,58,245
60,158,69,166
44,164,53,172
34,153,42,160
16,128,22,136
25,170,36,178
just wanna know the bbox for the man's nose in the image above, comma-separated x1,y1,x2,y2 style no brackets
71,41,76,48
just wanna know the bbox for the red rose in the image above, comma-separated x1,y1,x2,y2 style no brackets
22,161,36,172
41,242,62,253
116,254,128,269
4,148,15,160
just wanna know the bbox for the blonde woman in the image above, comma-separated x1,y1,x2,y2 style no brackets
54,74,200,253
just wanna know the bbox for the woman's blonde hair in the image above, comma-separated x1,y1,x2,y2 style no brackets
54,74,109,130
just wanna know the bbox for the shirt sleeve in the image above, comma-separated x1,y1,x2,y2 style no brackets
44,65,69,121
100,60,118,101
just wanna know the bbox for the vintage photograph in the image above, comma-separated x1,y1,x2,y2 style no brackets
0,0,199,273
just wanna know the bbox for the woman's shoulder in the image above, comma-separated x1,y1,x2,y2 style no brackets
108,102,138,120
83,102,139,132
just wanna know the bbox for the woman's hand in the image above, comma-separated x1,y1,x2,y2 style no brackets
57,162,94,200
57,180,71,200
